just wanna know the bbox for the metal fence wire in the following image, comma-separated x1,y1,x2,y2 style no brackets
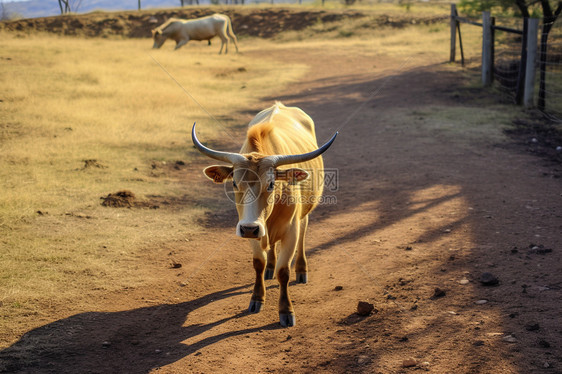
493,17,525,101
539,20,562,122
451,6,561,117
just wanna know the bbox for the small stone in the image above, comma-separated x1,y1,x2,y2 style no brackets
473,340,484,346
502,335,517,343
479,272,499,286
543,362,550,368
357,355,370,365
531,137,538,143
459,279,470,285
102,341,111,348
525,323,540,331
475,299,488,305
431,287,446,299
357,301,375,316
538,340,551,348
334,286,343,291
556,146,562,152
402,358,417,367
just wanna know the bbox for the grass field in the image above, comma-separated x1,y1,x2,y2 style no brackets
0,31,309,332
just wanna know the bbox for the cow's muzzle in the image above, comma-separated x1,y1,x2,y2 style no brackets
239,224,261,239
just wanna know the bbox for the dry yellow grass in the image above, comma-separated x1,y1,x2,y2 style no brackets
0,32,307,335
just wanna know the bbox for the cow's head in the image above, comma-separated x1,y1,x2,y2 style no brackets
151,29,166,49
192,124,337,239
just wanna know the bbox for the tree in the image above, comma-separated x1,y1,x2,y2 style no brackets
57,0,83,14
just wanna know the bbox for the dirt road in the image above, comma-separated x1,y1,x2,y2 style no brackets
2,43,561,373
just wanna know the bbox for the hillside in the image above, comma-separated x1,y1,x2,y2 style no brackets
3,0,201,19
0,6,445,38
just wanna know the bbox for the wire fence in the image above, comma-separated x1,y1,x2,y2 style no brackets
539,20,562,121
492,17,524,102
451,6,562,122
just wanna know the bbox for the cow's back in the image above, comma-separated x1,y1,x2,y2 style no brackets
244,102,317,154
242,102,325,220
183,14,227,40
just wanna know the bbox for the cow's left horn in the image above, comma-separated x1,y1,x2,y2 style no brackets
270,131,338,167
191,123,246,164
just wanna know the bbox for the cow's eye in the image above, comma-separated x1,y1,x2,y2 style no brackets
267,181,275,192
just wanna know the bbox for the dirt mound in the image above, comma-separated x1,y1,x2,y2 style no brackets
100,190,137,207
0,7,444,39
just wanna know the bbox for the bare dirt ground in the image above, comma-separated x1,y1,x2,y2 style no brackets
2,26,562,374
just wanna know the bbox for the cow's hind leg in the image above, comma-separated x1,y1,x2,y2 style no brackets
218,35,228,54
249,240,266,313
295,215,309,284
265,243,276,280
226,21,239,53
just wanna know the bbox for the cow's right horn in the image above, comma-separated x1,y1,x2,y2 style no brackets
191,123,246,164
270,131,338,167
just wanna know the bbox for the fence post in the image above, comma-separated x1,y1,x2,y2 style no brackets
450,4,457,62
515,18,529,105
524,18,539,107
482,11,493,86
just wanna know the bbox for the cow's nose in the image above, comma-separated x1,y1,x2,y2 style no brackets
239,225,260,238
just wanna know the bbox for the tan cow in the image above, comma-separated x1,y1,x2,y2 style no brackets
152,14,239,54
192,102,337,327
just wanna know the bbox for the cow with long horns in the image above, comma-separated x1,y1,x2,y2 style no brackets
192,102,337,327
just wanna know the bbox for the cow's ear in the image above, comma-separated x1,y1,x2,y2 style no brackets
276,168,309,183
204,166,233,184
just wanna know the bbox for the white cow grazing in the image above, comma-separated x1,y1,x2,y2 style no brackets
151,14,239,54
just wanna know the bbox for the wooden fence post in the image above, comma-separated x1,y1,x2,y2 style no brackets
524,18,539,107
482,11,493,86
481,12,492,85
515,18,529,105
450,4,457,62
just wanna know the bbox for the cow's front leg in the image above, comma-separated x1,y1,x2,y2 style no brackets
248,239,266,313
295,215,308,284
175,38,189,50
276,226,299,327
265,243,276,280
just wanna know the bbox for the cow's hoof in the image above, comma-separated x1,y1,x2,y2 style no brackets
248,300,263,313
279,313,296,327
296,272,308,284
264,268,274,280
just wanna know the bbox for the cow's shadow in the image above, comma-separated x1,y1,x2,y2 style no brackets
0,285,281,374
